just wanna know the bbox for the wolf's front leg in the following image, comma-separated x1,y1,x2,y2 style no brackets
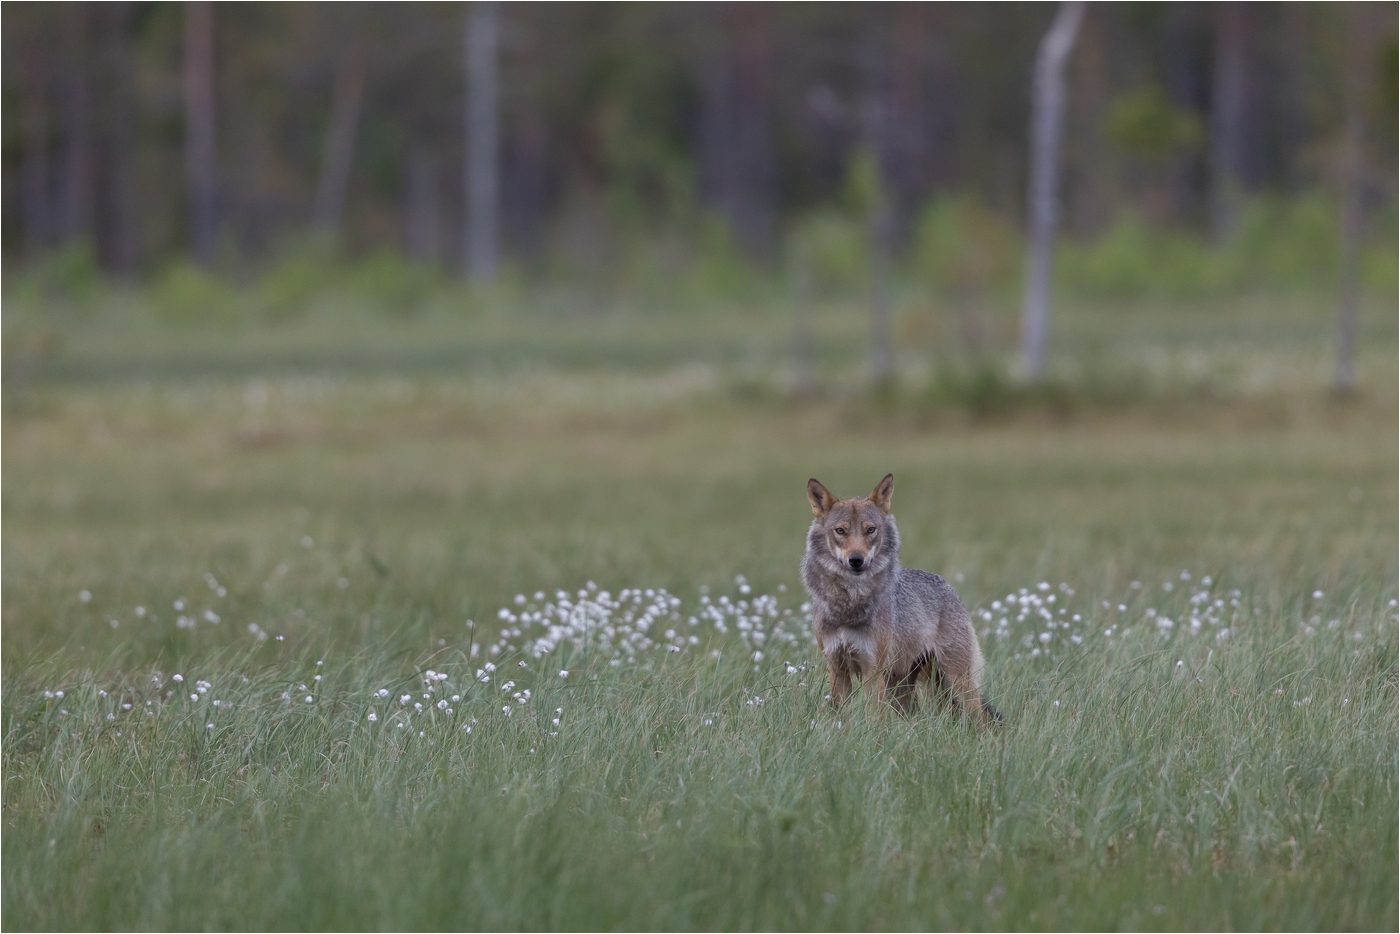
827,660,852,710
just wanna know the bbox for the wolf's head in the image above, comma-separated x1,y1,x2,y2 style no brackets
805,474,900,578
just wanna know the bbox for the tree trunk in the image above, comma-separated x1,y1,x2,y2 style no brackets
464,1,500,282
313,39,367,238
406,149,440,263
98,2,141,274
698,6,775,259
1334,6,1373,395
1209,2,1248,246
20,18,51,260
869,197,895,388
58,4,94,246
790,237,814,397
1019,1,1085,381
184,0,217,265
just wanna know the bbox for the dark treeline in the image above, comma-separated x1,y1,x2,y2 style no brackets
2,2,1395,277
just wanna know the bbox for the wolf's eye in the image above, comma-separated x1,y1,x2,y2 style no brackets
833,527,847,536
864,526,876,536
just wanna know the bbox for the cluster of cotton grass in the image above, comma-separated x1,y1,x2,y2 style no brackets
484,575,813,668
45,574,819,737
47,568,1391,737
972,569,1392,665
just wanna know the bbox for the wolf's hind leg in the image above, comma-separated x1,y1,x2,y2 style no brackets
888,650,932,716
944,669,992,725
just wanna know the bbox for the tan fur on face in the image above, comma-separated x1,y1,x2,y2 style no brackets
821,501,888,567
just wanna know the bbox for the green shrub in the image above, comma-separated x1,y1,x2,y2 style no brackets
912,196,1019,296
788,210,867,296
150,263,243,327
1058,216,1238,299
342,250,444,317
256,241,343,321
7,244,104,312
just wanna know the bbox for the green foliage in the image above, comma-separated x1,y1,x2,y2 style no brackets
1057,196,1398,299
6,245,105,312
1106,85,1205,163
341,250,445,317
149,262,243,328
913,196,1019,296
841,147,885,216
788,210,868,295
1058,216,1234,299
255,241,343,322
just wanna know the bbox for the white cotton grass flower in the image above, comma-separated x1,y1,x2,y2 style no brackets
173,674,184,683
559,670,569,678
174,599,185,611
305,696,314,704
400,694,411,705
377,689,390,698
437,700,448,710
367,711,378,722
1313,590,1324,600
190,694,199,701
79,590,93,603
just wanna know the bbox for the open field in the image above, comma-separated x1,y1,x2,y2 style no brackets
3,292,1398,930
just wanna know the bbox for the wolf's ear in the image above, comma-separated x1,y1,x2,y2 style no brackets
868,473,894,513
807,478,838,518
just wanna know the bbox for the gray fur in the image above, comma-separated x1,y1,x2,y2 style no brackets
801,475,999,723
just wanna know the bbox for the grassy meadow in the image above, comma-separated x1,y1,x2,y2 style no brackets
2,286,1397,930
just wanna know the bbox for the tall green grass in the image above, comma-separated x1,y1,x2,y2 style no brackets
3,369,1396,929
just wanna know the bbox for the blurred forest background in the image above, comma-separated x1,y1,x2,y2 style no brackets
2,1,1396,394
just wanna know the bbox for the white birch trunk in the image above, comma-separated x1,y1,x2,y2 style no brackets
1209,3,1248,246
1019,1,1084,381
313,40,367,237
1334,6,1372,394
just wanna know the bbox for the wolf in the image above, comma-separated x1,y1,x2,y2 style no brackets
801,473,999,723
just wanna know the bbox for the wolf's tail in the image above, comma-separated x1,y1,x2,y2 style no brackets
982,699,1004,723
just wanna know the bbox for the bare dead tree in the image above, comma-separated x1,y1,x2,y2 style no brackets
1019,1,1085,381
464,1,500,282
790,234,814,397
1334,5,1374,395
698,6,777,259
20,16,51,260
58,4,94,246
868,182,895,388
406,149,440,263
1209,3,1249,245
99,2,142,274
183,0,217,265
313,38,367,237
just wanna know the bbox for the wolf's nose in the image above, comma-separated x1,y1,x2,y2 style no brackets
848,554,865,570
